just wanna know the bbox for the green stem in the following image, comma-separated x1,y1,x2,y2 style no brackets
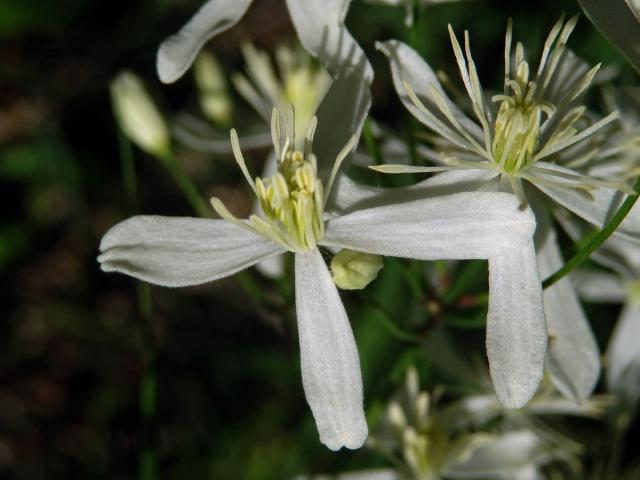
160,151,211,218
137,283,157,480
410,0,421,50
116,127,158,480
542,175,640,289
117,126,139,214
362,118,383,166
359,290,419,343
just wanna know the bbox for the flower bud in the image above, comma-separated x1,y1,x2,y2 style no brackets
194,51,233,127
330,249,383,290
110,71,170,158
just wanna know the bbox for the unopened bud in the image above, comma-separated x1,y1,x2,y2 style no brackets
331,249,383,290
110,70,170,157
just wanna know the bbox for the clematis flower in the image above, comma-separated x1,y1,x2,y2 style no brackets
99,106,546,449
230,42,331,278
371,16,625,403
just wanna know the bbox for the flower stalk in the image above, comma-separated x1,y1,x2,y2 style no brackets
543,174,640,289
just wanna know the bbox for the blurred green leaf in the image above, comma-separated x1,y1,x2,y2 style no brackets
578,0,640,73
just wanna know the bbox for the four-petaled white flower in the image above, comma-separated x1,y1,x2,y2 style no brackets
99,107,545,449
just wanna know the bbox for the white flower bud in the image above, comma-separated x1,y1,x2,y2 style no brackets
110,71,170,158
330,249,384,290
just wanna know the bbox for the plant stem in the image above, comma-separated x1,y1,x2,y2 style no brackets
359,290,419,343
116,128,158,480
543,175,640,289
160,151,211,218
137,283,157,480
362,118,383,165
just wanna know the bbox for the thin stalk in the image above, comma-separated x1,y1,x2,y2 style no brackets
116,128,158,480
362,118,383,166
137,283,157,480
118,127,139,213
543,175,640,289
410,0,421,50
159,151,211,218
359,290,419,343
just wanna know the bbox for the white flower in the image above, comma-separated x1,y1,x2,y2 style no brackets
374,16,640,242
232,42,331,150
99,103,546,448
371,16,616,403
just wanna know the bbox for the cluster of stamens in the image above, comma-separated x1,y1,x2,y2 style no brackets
211,107,357,252
491,48,554,173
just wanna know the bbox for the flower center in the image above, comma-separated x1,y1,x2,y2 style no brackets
254,146,325,252
210,107,357,253
491,56,549,173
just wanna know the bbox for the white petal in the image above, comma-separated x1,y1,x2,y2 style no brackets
444,431,547,478
486,235,547,408
156,0,253,83
572,270,627,303
99,215,285,287
294,249,367,450
607,301,640,406
285,0,373,176
535,210,600,401
329,169,497,214
285,0,373,79
532,162,640,244
323,192,545,407
313,67,372,176
377,40,485,148
323,191,534,260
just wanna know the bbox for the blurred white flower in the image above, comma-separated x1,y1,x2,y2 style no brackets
156,0,372,84
110,70,170,158
232,42,331,150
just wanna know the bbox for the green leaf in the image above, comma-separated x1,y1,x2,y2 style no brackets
577,0,640,73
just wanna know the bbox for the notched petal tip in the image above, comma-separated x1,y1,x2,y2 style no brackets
321,421,368,451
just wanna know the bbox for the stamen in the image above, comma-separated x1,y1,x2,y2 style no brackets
271,108,281,160
230,129,258,194
504,18,513,95
536,14,564,80
324,134,358,205
304,115,318,159
210,197,261,235
535,111,619,160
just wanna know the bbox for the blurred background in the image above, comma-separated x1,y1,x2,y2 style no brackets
1,0,638,478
